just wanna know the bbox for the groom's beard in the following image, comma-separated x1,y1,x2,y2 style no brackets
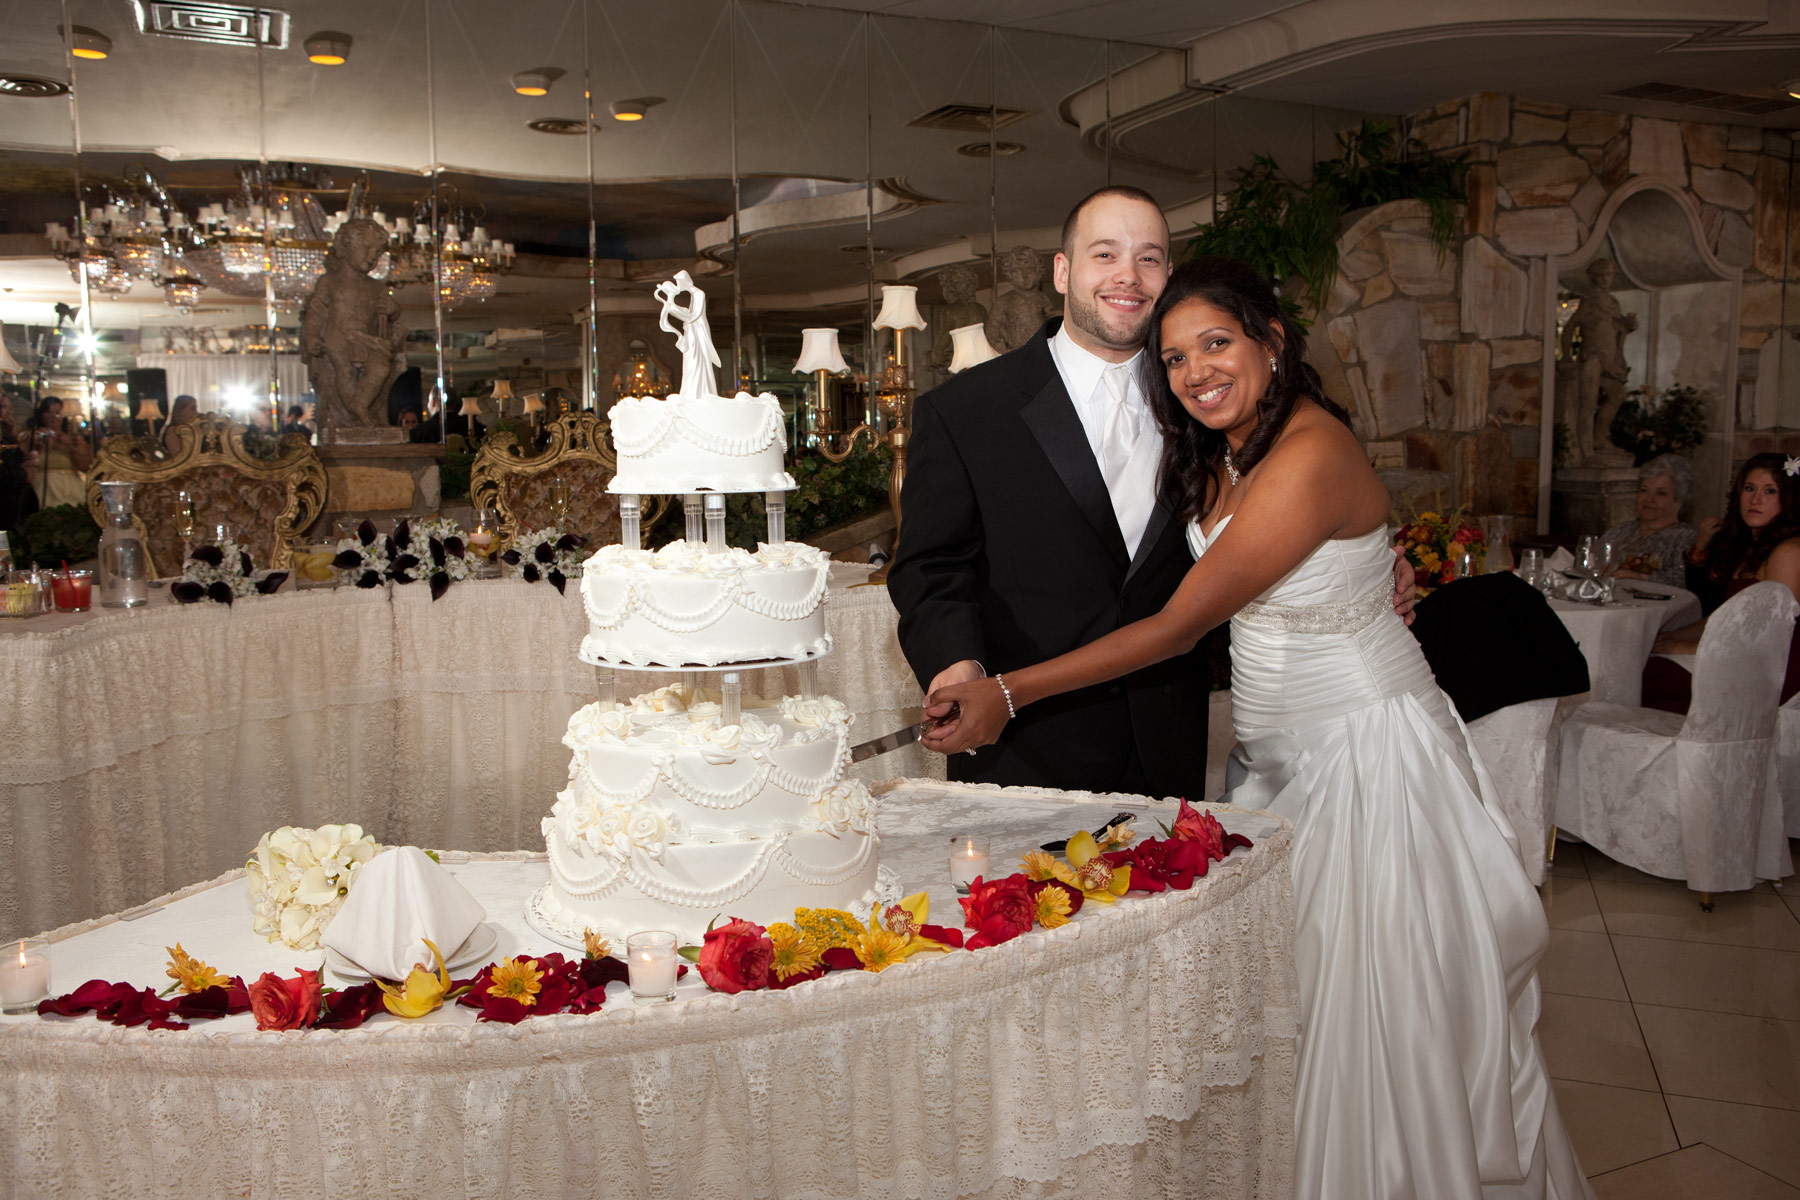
1064,286,1154,355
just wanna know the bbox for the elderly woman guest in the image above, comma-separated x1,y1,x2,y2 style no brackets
1643,452,1800,713
1603,454,1696,588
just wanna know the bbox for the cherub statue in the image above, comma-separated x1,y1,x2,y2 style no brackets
655,270,721,399
986,246,1060,353
1557,257,1638,466
301,218,407,437
931,263,988,370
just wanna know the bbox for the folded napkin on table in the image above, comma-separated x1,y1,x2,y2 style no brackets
1545,547,1575,573
320,845,487,980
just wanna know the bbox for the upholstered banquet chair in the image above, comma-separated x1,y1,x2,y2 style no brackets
1780,693,1800,838
1409,573,1590,886
86,415,327,575
1556,581,1799,907
469,411,669,554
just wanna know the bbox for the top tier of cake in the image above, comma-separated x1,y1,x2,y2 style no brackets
608,391,796,495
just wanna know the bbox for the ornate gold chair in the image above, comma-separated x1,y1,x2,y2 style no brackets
86,416,328,575
469,411,668,552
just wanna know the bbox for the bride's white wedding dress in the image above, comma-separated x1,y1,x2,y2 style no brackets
1192,518,1594,1200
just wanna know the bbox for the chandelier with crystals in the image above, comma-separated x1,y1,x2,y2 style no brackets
45,165,515,315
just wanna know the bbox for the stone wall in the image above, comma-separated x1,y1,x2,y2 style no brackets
1304,93,1798,525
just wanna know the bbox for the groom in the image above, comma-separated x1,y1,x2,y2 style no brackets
888,186,1207,795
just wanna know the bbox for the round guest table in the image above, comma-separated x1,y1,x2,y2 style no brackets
0,565,939,937
1548,580,1702,706
0,782,1297,1200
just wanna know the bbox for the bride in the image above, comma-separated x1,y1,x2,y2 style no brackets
924,257,1594,1199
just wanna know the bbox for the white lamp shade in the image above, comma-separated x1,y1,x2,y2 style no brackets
521,392,546,414
457,395,483,418
794,327,849,374
0,323,20,374
948,323,1000,373
873,285,927,332
490,378,514,401
134,393,162,419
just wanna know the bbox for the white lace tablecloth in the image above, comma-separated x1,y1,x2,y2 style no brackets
0,566,936,937
0,781,1296,1200
1549,580,1702,707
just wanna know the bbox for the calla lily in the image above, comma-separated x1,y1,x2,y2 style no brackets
376,938,465,1019
1064,831,1132,903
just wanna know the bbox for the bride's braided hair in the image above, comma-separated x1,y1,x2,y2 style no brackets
1141,256,1351,523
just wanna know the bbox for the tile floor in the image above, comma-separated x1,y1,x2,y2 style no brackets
1539,840,1800,1198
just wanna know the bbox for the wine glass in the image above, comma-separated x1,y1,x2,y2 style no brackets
174,489,196,552
549,476,569,524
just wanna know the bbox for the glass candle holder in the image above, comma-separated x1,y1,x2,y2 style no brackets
467,510,500,578
50,569,92,612
627,930,678,1004
949,835,990,895
0,938,49,1014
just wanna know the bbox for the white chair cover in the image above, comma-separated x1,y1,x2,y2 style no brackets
1780,692,1800,839
1468,696,1563,886
1556,581,1798,893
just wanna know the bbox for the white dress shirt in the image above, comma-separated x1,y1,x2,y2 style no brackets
1048,323,1160,558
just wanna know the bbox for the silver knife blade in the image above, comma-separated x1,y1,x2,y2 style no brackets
850,718,937,762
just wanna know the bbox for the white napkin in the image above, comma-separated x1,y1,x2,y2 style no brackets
1545,547,1575,573
320,846,486,980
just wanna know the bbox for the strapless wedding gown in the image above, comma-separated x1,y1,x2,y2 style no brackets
1192,519,1593,1200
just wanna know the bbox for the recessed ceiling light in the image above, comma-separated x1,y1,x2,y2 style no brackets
610,100,646,121
0,74,71,98
304,31,351,65
63,25,113,60
513,69,554,97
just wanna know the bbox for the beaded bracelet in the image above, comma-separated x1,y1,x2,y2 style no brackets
994,673,1017,720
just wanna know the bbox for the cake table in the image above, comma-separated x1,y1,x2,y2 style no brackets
0,781,1297,1199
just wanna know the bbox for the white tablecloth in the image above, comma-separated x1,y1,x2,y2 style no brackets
1549,580,1702,707
0,781,1297,1200
0,567,937,937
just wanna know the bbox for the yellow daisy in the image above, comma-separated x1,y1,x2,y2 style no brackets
1033,886,1074,929
768,923,822,982
854,924,913,973
582,927,611,961
486,957,544,1006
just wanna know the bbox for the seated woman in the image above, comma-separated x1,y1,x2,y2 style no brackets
1604,453,1696,588
1642,452,1800,714
28,398,91,508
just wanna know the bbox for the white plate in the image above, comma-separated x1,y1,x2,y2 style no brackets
323,921,500,982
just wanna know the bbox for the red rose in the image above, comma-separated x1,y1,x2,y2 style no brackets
1169,798,1223,853
247,968,321,1031
959,873,1036,949
696,918,773,993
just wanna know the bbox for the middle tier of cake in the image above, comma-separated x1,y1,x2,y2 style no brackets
579,540,831,667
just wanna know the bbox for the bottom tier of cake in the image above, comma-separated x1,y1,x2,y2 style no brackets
530,816,885,948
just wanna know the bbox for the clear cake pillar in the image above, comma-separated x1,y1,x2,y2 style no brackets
720,671,742,726
765,490,786,545
704,493,727,554
618,494,641,549
683,494,704,544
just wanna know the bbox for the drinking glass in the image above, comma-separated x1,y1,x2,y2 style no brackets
549,476,570,524
50,569,92,612
1576,535,1601,576
174,489,196,541
1518,547,1544,588
1450,549,1476,581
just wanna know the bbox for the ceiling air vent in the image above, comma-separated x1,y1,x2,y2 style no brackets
527,118,592,136
956,141,1025,157
1606,81,1799,117
0,75,71,98
133,2,291,50
907,104,1032,133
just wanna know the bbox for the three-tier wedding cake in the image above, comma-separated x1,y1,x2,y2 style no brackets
527,271,885,947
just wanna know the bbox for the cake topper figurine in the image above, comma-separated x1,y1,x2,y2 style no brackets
654,271,721,400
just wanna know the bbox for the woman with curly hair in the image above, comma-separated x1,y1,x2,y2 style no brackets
926,256,1592,1199
1644,452,1800,712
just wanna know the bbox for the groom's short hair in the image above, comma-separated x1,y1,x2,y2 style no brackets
1060,185,1164,256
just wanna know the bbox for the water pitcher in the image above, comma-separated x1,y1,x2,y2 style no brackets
96,481,150,608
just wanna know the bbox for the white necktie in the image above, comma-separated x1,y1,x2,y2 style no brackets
1097,365,1139,491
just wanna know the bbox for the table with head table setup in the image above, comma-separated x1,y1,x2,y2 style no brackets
0,781,1297,1200
0,564,942,938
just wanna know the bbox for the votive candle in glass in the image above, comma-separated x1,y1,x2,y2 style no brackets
949,835,990,895
0,938,49,1014
627,930,678,1004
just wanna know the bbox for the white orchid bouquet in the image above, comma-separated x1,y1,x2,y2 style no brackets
172,540,286,605
245,823,382,950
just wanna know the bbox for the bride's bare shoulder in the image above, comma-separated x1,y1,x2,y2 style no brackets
1266,402,1372,468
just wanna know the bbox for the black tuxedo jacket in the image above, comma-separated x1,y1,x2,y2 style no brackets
888,318,1211,797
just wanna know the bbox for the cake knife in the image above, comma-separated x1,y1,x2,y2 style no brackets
849,715,944,762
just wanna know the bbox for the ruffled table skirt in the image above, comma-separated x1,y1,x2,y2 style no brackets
0,567,938,935
0,782,1296,1200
